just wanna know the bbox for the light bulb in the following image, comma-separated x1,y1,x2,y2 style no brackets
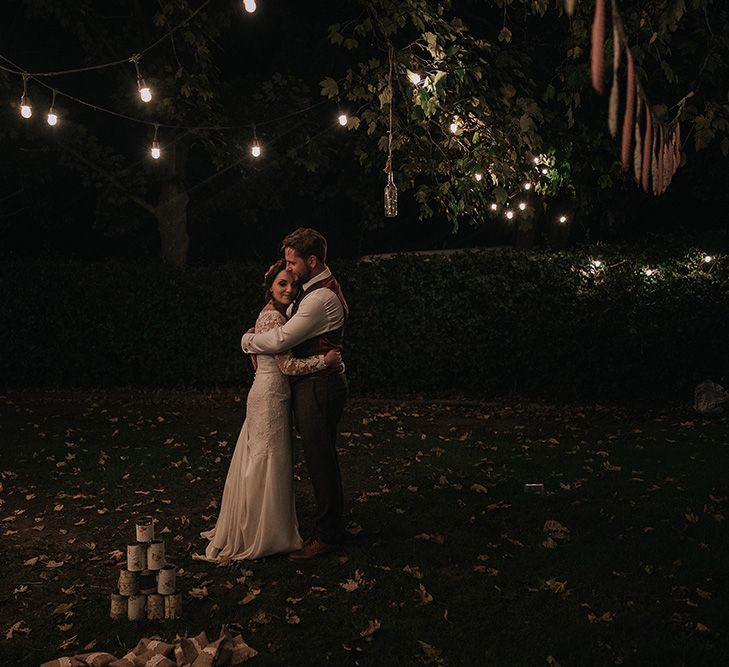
20,95,32,118
490,203,498,211
251,143,261,157
644,268,654,276
449,121,458,134
524,182,532,190
243,0,256,13
505,210,514,220
541,168,548,175
592,259,602,268
408,72,421,85
703,255,713,263
151,140,161,159
533,157,540,165
139,85,152,103
558,215,567,224
474,173,482,182
518,202,526,211
47,109,58,126
338,113,347,126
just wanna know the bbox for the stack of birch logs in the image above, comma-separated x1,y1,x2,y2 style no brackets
110,516,182,621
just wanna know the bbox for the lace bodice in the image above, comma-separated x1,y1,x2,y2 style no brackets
255,309,326,376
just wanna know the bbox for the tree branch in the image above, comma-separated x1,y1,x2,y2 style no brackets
63,145,156,215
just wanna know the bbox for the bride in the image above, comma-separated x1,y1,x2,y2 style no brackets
200,260,342,560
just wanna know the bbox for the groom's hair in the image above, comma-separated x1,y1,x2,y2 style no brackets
281,227,327,263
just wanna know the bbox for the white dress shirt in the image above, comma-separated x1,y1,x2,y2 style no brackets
241,266,345,355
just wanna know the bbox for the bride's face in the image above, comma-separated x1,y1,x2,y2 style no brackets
270,269,298,307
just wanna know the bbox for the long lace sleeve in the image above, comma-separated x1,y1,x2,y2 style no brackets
256,310,326,376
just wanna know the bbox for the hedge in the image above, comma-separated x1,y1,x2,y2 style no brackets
1,247,728,400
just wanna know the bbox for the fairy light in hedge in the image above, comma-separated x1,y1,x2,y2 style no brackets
505,210,514,220
474,172,483,182
533,157,540,165
407,72,422,85
541,168,548,175
449,119,459,134
591,259,602,268
490,203,498,211
338,113,348,127
20,75,32,119
523,182,532,190
243,0,257,13
643,267,655,277
131,55,152,103
47,90,58,126
518,202,526,211
150,124,161,159
703,255,713,264
558,215,568,224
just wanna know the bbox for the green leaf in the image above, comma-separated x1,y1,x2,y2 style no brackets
319,77,339,99
498,26,512,43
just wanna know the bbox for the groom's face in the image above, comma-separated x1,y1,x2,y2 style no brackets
284,247,312,284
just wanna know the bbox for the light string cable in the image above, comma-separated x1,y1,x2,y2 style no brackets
0,0,215,78
0,49,329,132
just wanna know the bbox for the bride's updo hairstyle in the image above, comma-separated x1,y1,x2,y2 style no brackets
262,258,289,302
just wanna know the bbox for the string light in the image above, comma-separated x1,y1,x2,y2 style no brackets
643,267,654,276
47,89,58,126
558,215,568,223
592,259,602,268
518,202,526,211
243,0,257,13
490,203,498,211
703,255,713,263
131,55,152,103
150,124,161,159
20,75,31,118
523,182,532,190
505,210,514,220
474,172,483,182
449,120,458,134
251,125,261,157
407,71,421,85
338,113,347,127
533,157,540,165
541,168,548,175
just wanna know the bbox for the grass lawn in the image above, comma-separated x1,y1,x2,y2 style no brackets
0,390,727,666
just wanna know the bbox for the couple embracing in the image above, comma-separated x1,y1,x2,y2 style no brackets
200,228,349,562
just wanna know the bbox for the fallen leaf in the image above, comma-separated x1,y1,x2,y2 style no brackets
403,565,423,580
359,619,381,640
418,640,442,663
417,584,433,606
5,621,31,639
188,586,209,599
238,588,261,605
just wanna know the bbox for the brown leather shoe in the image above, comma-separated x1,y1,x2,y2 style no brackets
288,538,339,561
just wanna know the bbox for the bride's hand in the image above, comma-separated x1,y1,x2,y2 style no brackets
324,349,342,369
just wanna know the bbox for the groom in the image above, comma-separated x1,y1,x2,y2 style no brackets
241,228,349,560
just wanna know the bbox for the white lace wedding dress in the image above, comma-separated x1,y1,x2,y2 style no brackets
200,309,326,560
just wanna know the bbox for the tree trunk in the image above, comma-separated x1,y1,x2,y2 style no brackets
155,140,190,266
155,182,190,266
